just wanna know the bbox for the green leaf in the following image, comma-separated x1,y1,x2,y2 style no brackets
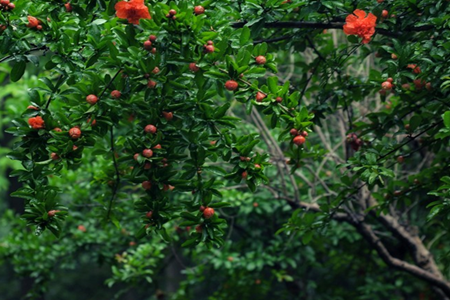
204,71,229,80
158,228,171,242
443,111,450,128
366,153,377,164
204,165,227,176
214,103,231,119
265,62,278,73
368,172,378,185
182,237,199,248
245,67,266,78
40,77,55,90
347,35,359,43
410,115,422,131
240,27,251,46
35,159,53,165
247,180,256,192
245,17,264,28
108,41,119,60
208,202,231,208
180,212,199,221
301,231,313,245
91,19,107,25
47,224,61,238
267,76,278,93
135,226,147,239
10,190,35,199
11,61,26,82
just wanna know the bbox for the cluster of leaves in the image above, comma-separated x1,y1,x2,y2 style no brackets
2,0,450,299
2,0,314,245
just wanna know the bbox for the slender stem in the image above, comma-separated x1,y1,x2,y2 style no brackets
0,45,49,63
99,69,122,99
45,75,66,109
102,68,123,221
106,126,121,221
377,121,442,161
306,35,327,63
298,60,320,105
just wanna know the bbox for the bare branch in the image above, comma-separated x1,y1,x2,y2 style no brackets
366,194,444,279
354,221,450,297
231,21,433,38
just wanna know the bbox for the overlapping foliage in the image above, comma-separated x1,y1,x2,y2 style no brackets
2,0,450,299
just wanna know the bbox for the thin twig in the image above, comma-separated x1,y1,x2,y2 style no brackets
45,75,66,109
0,45,49,63
377,121,442,161
99,69,123,99
103,69,123,221
106,126,121,221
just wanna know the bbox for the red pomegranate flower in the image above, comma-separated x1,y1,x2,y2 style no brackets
115,0,151,25
343,9,377,44
28,116,45,129
27,16,40,28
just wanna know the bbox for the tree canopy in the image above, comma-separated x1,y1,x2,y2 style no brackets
2,0,450,299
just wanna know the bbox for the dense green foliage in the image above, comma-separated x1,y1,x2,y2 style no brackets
2,0,450,299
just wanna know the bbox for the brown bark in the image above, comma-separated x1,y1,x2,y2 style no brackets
364,193,444,280
353,221,450,298
288,186,450,298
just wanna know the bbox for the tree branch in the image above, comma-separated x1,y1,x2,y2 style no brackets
251,107,301,202
274,182,450,296
231,21,433,38
377,121,442,161
0,45,49,63
262,184,348,221
376,212,443,275
354,221,450,297
365,192,444,280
